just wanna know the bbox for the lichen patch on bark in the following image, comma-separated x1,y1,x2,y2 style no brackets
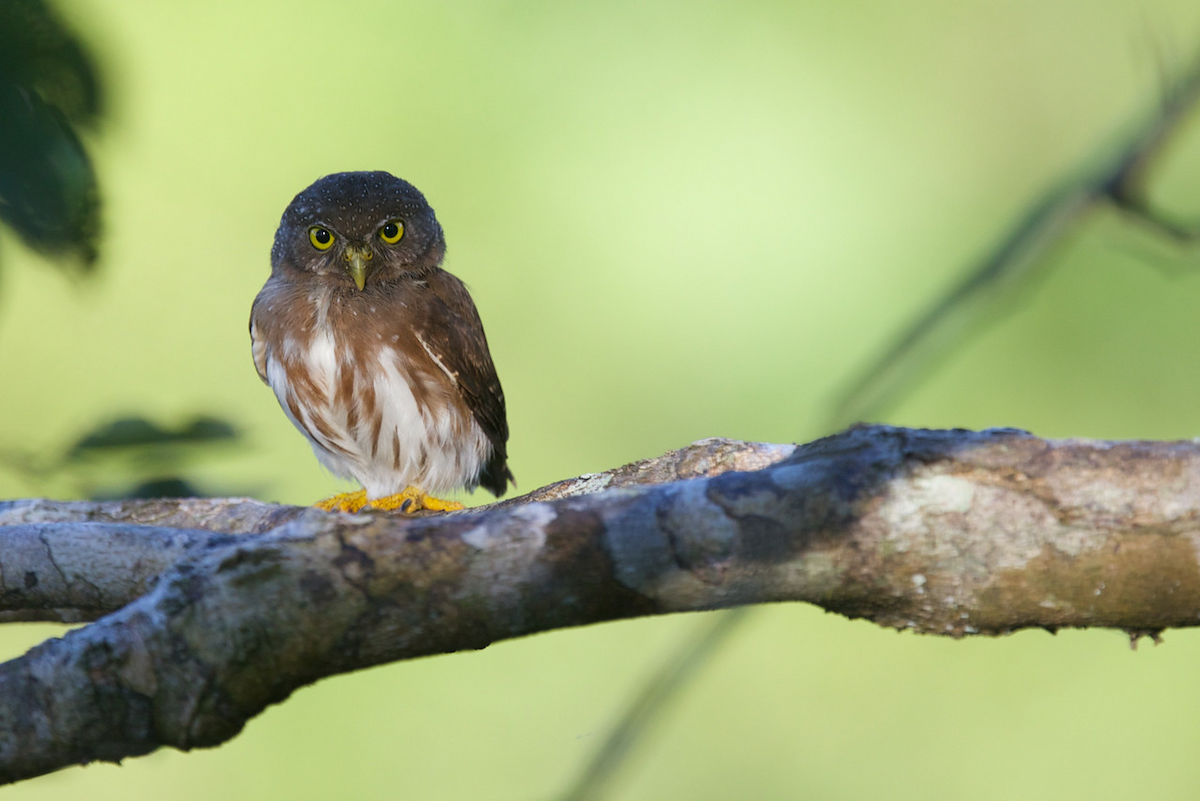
974,532,1200,633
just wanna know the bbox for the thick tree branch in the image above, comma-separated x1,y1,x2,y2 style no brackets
1,426,1200,783
0,438,793,623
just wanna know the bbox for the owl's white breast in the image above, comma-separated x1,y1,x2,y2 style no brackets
264,325,489,499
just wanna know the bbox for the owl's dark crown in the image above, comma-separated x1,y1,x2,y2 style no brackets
271,171,446,286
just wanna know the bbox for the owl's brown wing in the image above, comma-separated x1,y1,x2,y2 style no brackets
249,303,270,385
416,268,513,496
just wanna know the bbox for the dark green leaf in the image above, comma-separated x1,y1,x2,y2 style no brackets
67,415,241,457
92,477,205,501
0,0,103,268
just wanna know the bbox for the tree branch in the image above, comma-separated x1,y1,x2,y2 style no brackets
1,425,1199,783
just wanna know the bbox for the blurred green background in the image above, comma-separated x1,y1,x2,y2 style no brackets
5,0,1200,798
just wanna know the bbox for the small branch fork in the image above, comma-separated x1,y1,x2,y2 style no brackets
0,426,1199,783
834,51,1200,427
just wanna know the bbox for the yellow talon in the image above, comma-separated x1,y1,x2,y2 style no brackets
409,494,466,513
315,489,368,512
315,486,464,514
368,486,465,513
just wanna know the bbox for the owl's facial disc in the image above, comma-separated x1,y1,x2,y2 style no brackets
343,246,372,291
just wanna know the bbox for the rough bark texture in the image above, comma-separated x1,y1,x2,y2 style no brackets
0,425,1199,783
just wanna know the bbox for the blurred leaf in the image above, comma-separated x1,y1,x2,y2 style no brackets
0,413,246,501
93,476,206,501
66,415,240,458
0,0,103,268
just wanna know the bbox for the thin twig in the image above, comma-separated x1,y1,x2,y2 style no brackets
833,50,1200,428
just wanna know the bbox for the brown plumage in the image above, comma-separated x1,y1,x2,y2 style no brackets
250,171,512,510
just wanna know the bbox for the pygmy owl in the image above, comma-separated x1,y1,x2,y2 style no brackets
250,171,512,512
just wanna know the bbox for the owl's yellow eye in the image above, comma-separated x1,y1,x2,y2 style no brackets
309,226,334,251
379,220,404,244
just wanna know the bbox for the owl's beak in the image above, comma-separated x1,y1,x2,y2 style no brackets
343,248,372,291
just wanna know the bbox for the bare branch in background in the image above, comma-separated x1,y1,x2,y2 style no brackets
832,50,1200,428
3,427,1200,783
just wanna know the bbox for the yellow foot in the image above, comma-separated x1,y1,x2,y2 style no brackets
314,489,368,513
368,486,465,513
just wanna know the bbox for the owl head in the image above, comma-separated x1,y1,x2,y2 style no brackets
270,171,446,290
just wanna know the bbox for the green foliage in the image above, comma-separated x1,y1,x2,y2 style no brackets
66,414,237,456
0,414,242,500
0,0,102,269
